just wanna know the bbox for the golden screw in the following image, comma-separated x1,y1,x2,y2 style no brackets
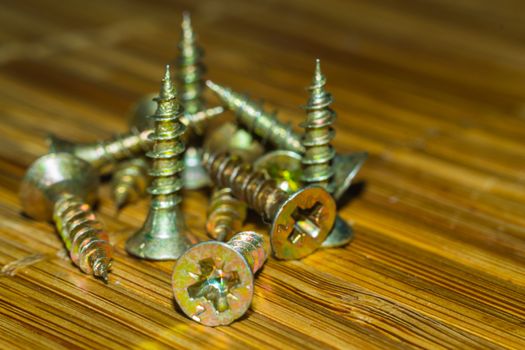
172,231,267,326
125,65,196,260
111,158,149,210
206,187,247,242
206,80,304,154
48,128,150,174
176,12,205,115
20,153,112,282
300,59,336,193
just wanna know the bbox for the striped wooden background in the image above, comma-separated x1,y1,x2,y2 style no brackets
1,0,525,349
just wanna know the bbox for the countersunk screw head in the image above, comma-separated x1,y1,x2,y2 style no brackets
20,153,99,221
254,150,302,193
255,150,355,249
271,186,336,260
172,240,255,326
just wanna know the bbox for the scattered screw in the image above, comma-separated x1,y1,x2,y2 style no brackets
48,128,151,174
203,152,336,260
254,150,354,248
300,59,336,193
206,80,304,154
111,158,149,211
172,231,267,326
125,66,197,260
207,187,247,242
20,153,112,282
176,12,205,115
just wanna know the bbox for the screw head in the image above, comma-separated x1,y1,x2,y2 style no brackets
332,152,367,201
20,153,99,221
182,147,211,190
254,150,302,193
172,241,254,326
321,215,354,248
271,186,336,260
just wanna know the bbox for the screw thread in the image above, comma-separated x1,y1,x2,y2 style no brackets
53,193,112,282
181,106,224,136
206,81,305,154
300,59,336,191
203,152,289,223
206,187,247,241
48,129,152,172
227,231,267,273
111,158,149,209
147,66,186,207
176,12,205,114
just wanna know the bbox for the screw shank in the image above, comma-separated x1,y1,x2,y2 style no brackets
53,193,112,278
203,152,289,222
227,231,267,273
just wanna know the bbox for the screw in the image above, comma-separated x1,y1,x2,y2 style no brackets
203,152,336,260
206,80,367,201
111,158,149,211
19,153,112,282
172,231,267,326
48,128,151,175
125,65,197,260
48,106,224,175
203,122,264,163
254,150,353,248
300,59,336,193
206,80,304,154
207,187,247,242
176,12,205,115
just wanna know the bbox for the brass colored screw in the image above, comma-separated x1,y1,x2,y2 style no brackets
48,128,151,174
49,107,224,174
203,152,336,260
19,153,112,282
111,158,149,210
176,12,205,115
300,59,336,193
254,150,354,248
206,80,367,201
206,80,304,154
125,66,196,260
172,231,267,326
206,188,247,242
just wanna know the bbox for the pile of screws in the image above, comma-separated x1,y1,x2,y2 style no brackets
19,12,367,327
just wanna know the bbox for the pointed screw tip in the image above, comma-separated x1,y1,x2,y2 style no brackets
164,65,171,80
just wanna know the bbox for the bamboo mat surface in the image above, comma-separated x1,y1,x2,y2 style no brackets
1,0,525,349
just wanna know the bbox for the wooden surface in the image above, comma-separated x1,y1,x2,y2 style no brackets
1,0,525,349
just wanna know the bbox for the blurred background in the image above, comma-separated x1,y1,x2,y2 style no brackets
2,0,525,167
